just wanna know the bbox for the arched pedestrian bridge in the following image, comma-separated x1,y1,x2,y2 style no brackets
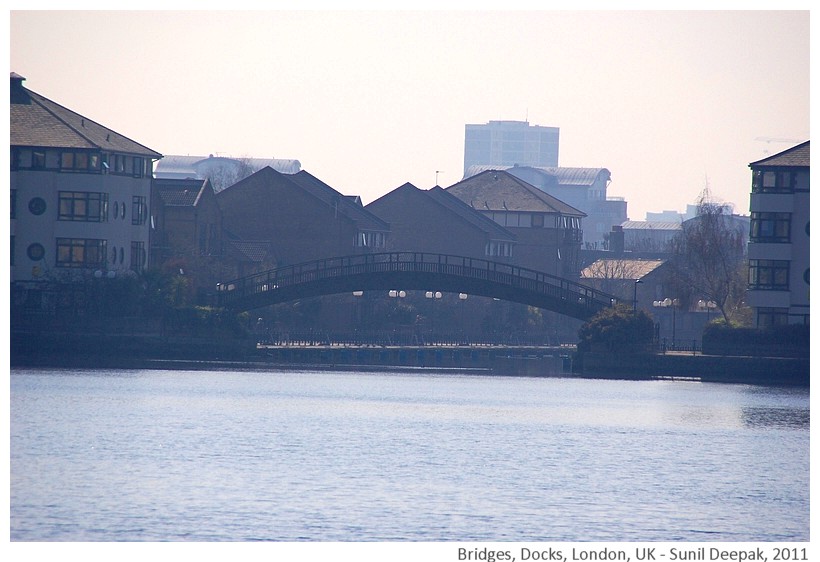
216,252,617,321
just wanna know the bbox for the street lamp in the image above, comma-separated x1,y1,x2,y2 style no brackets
653,298,679,349
697,299,717,322
426,291,442,344
458,293,468,343
633,278,643,313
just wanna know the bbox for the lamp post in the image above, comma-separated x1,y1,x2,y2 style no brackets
698,299,717,322
425,291,442,344
458,293,468,343
633,278,643,313
653,298,678,349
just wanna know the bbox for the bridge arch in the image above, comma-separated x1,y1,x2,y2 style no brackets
216,252,617,321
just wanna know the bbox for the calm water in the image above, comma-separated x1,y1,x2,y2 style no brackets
10,367,809,542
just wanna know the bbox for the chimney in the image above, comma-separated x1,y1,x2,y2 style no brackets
10,72,30,105
610,225,624,254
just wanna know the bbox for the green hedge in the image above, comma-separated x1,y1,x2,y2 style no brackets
702,322,809,357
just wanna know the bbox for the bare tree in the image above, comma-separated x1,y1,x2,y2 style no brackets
667,190,747,323
202,156,259,193
581,258,647,299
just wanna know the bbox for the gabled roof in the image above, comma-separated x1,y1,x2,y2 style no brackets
368,183,515,241
749,140,809,168
154,178,213,207
219,167,390,232
580,258,666,280
10,73,161,158
446,169,586,217
288,170,390,232
464,165,610,186
621,220,682,231
425,186,515,240
225,240,274,263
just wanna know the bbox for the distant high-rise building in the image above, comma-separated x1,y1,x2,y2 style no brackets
463,120,559,176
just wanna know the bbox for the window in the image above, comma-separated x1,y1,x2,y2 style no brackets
531,213,544,228
356,231,386,248
59,151,101,172
59,192,109,222
27,243,45,261
748,259,790,290
28,197,46,215
32,150,45,169
750,212,791,243
130,241,146,273
757,307,789,328
485,240,513,257
132,157,144,178
131,196,147,225
11,190,17,219
56,238,107,268
752,169,794,193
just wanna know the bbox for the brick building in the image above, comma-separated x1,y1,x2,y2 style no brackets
151,177,228,301
216,167,390,267
445,170,585,278
365,183,515,259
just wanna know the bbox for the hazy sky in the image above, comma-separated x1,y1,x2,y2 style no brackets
9,9,810,220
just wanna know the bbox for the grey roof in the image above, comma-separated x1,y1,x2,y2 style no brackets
368,183,515,241
154,178,212,207
580,259,666,280
425,186,515,240
446,169,586,217
464,165,610,186
288,170,390,232
226,240,273,263
749,140,809,168
620,220,682,231
10,73,161,158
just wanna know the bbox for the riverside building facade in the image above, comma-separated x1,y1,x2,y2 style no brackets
10,73,162,315
746,141,810,327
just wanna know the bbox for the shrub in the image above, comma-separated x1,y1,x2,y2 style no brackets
577,304,655,354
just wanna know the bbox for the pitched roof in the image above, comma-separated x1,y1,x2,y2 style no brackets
154,178,212,207
426,186,516,240
368,183,515,241
10,73,161,158
225,240,274,263
464,165,610,186
749,140,810,168
621,220,682,231
445,169,586,216
288,170,390,231
580,258,666,280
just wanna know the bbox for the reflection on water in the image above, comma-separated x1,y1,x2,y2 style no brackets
10,368,810,542
742,407,810,429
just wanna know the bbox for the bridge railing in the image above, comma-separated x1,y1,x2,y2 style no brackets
217,252,617,312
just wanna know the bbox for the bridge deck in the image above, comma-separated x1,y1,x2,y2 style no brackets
216,252,617,321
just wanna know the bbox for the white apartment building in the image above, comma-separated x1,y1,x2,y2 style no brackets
746,141,809,327
11,73,162,311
